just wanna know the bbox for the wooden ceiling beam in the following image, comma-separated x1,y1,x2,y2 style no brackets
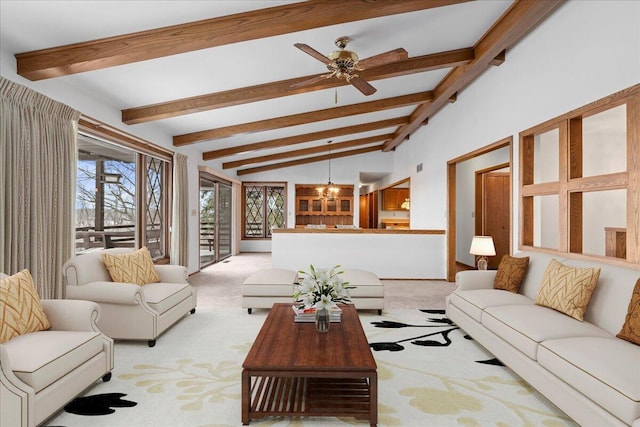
383,0,566,152
174,91,432,146
124,48,473,124
203,116,408,160
223,134,392,169
17,0,470,81
236,145,384,176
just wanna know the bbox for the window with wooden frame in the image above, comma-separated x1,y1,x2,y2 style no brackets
76,117,173,262
519,84,639,264
242,182,287,239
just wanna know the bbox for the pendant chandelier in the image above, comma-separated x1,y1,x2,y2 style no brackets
317,141,340,200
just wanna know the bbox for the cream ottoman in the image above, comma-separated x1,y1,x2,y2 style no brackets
341,269,385,315
241,268,385,315
241,268,298,314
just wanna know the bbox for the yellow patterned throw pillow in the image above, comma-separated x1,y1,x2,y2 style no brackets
101,247,160,285
494,255,530,293
535,259,600,321
0,269,51,343
617,278,640,346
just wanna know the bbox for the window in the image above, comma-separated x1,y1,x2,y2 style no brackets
242,183,286,238
75,120,172,260
519,84,640,263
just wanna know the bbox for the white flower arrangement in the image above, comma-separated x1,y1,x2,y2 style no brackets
294,265,354,310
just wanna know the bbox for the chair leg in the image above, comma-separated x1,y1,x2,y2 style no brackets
190,308,196,314
247,308,252,314
102,372,112,382
148,340,156,347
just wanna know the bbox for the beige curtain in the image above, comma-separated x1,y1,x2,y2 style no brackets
0,77,80,298
171,152,189,267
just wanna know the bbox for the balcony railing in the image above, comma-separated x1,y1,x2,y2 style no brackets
75,224,135,253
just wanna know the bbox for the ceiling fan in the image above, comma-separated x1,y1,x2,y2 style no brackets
291,37,408,96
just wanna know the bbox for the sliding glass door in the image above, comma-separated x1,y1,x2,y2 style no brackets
218,183,232,260
199,173,232,268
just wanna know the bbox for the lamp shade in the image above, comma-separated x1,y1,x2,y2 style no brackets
469,236,496,256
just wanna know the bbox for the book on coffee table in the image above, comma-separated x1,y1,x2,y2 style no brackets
291,305,342,322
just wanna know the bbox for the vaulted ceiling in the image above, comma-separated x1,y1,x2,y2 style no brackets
1,0,564,177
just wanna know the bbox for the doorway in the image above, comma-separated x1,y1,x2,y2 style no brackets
446,137,513,281
199,173,232,268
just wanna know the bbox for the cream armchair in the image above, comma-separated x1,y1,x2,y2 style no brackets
63,248,197,347
0,296,113,427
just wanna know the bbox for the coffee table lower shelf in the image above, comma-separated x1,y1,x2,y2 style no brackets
242,374,376,425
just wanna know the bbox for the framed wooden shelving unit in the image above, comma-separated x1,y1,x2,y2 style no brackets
295,184,354,227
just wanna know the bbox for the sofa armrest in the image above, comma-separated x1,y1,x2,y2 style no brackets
66,282,142,305
40,299,101,332
455,270,497,291
155,264,188,283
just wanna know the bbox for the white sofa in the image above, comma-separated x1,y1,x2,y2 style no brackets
446,251,640,427
241,268,384,314
63,248,197,347
0,298,114,427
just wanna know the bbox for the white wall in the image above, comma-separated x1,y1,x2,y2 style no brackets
393,0,640,265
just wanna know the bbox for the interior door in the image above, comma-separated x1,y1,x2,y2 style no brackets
480,172,510,269
359,194,369,228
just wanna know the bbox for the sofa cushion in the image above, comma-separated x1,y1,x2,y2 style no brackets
0,270,51,343
101,247,160,285
516,252,566,300
618,278,640,345
483,304,611,360
4,330,103,392
538,336,640,425
494,255,529,293
535,259,600,320
142,282,194,314
448,289,533,323
563,259,640,335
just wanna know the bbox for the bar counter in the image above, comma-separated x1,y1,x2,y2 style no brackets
271,228,446,279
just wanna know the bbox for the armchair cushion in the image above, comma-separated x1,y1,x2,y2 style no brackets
0,270,50,343
4,330,104,393
101,247,160,285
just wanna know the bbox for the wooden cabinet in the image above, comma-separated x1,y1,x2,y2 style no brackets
381,188,409,211
295,184,354,227
381,218,409,229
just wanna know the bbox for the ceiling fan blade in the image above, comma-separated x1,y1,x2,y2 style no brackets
294,43,330,64
357,48,408,69
349,76,377,96
290,73,332,89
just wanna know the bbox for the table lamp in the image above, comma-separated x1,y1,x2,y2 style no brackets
470,236,496,270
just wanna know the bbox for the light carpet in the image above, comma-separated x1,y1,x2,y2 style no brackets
46,307,576,427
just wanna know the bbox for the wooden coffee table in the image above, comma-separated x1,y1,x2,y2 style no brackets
242,303,378,425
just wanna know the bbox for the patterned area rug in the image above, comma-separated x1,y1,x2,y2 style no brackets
46,308,576,427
